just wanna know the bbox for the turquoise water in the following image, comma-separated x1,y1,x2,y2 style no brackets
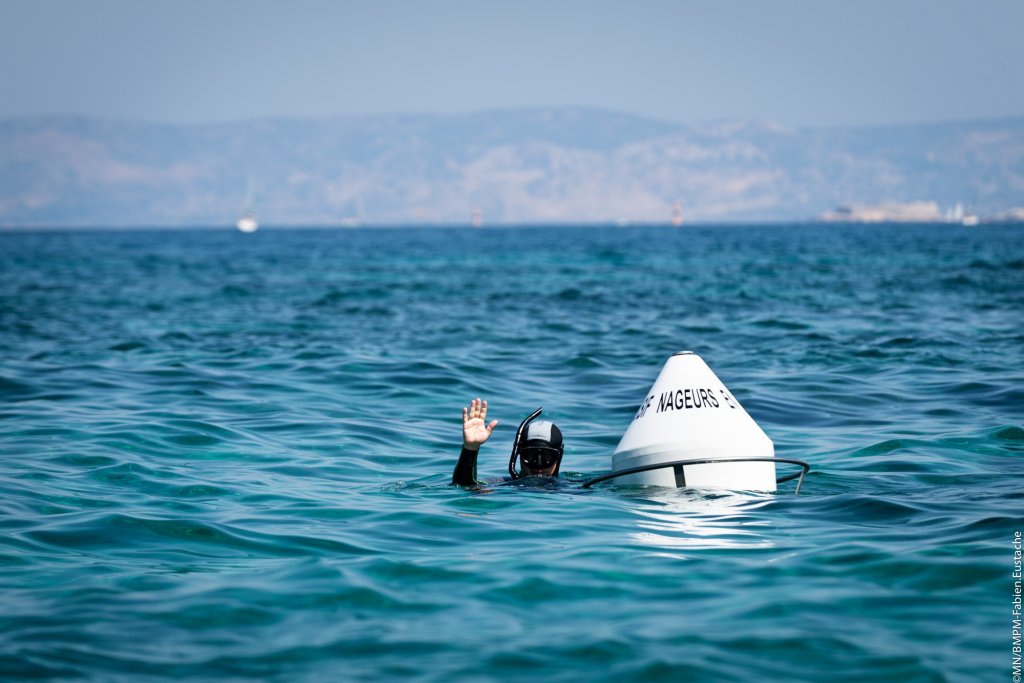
1,224,1022,682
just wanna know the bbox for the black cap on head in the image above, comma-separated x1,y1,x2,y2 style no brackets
523,420,562,451
519,420,563,471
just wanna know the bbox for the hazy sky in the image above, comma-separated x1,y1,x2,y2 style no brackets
2,0,1021,127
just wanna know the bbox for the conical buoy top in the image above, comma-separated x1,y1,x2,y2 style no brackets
612,352,776,490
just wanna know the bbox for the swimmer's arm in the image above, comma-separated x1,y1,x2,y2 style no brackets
452,398,498,487
451,446,479,486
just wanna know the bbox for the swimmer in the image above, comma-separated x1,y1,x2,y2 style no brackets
452,398,565,486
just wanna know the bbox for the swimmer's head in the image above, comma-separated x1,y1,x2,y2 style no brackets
519,420,563,476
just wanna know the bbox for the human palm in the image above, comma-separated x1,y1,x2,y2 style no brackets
462,398,498,450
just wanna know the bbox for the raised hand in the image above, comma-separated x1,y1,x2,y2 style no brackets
462,398,498,451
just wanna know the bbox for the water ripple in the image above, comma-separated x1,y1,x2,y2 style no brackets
0,224,1020,681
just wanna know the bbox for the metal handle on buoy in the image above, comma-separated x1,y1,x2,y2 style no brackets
581,457,811,494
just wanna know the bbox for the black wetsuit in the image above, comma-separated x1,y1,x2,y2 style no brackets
451,446,480,486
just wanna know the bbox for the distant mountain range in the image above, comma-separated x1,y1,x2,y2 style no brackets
1,108,1022,227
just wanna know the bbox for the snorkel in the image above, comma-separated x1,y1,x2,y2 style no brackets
508,407,543,480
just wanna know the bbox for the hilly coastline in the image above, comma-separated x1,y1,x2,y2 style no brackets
1,108,1022,227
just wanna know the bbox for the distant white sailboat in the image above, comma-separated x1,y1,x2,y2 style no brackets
236,173,259,232
950,200,981,226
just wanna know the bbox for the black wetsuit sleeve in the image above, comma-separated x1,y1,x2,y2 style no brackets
451,446,480,486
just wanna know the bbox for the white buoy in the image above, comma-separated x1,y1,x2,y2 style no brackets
611,351,777,491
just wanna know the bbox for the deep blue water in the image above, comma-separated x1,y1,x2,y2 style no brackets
1,224,1022,682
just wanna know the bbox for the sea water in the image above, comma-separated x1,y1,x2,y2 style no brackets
1,224,1021,682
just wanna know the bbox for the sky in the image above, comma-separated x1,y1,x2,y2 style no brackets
1,0,1022,128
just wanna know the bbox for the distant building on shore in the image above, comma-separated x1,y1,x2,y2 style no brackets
818,201,1024,225
671,202,684,226
989,207,1024,223
820,202,944,223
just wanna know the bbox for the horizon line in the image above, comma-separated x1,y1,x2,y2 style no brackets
4,220,1021,233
